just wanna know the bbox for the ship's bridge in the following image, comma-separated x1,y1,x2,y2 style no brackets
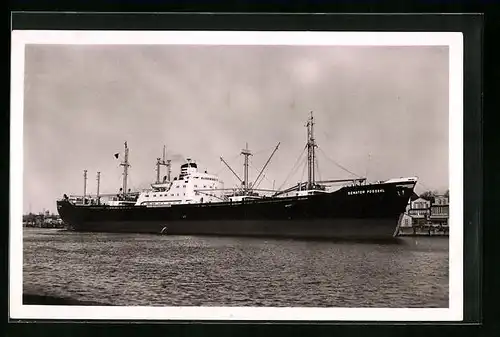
135,158,224,207
179,159,198,180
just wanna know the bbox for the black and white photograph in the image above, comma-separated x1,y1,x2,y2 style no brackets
10,30,463,321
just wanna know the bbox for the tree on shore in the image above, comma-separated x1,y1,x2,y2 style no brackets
419,190,438,203
419,189,449,203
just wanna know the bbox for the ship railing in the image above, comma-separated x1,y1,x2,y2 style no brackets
195,187,280,201
68,192,140,198
64,192,140,205
315,178,367,185
272,178,366,197
194,190,226,202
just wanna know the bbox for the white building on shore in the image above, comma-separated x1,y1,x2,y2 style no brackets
398,193,449,235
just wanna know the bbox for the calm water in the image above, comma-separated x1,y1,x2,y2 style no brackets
23,228,449,307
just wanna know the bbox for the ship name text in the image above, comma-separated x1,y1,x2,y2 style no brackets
347,189,385,196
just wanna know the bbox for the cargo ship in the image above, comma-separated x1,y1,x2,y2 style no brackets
57,112,417,240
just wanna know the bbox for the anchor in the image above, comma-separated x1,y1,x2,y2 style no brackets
160,226,168,235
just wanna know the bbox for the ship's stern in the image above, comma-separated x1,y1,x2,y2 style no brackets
56,199,80,230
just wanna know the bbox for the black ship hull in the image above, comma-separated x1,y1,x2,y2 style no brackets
57,181,415,240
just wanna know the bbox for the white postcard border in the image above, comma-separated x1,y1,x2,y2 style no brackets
10,30,463,321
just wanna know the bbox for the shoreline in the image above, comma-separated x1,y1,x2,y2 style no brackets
396,232,449,237
23,293,109,306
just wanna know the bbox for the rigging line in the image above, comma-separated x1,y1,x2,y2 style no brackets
255,174,267,190
299,155,308,185
248,162,273,181
128,175,133,192
252,144,278,157
416,180,433,192
253,171,265,190
216,153,242,175
221,157,246,188
249,167,272,191
247,163,258,185
248,163,273,187
128,174,143,193
276,144,307,191
315,155,321,181
114,171,124,192
317,146,360,178
276,156,300,191
254,165,275,190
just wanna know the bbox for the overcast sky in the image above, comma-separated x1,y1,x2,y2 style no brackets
23,44,449,214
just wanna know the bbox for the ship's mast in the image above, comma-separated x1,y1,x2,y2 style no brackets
156,145,169,183
156,158,162,183
83,169,87,201
306,111,317,190
221,142,279,195
120,141,130,196
163,145,172,181
96,171,101,198
241,143,252,193
166,159,172,182
164,146,172,182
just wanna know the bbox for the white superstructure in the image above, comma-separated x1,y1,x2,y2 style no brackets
135,159,224,207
